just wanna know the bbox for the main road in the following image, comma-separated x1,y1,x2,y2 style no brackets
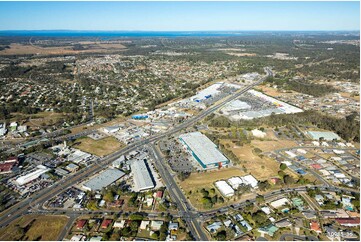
0,68,272,239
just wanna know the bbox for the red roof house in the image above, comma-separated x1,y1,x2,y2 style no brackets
101,219,113,229
310,221,322,233
335,218,360,227
76,219,87,229
269,177,281,185
311,164,322,170
0,162,17,174
155,191,163,199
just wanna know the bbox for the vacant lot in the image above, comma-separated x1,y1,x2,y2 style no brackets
0,215,68,241
70,115,127,134
24,111,67,128
180,167,245,190
220,140,281,180
256,85,285,97
251,139,297,152
74,136,124,157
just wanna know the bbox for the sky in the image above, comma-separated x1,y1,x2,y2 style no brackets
0,1,359,31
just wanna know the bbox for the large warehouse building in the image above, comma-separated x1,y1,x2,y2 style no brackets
82,168,125,191
131,159,155,192
179,132,229,169
306,131,341,141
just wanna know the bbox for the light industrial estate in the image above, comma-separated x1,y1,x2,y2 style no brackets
0,29,359,242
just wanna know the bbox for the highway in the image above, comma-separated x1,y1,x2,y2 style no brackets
0,68,271,239
148,143,208,241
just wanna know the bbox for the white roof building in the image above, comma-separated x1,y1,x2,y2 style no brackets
112,155,125,168
113,220,126,229
131,159,155,191
261,206,271,215
179,132,229,169
18,125,27,133
307,131,341,141
82,168,125,191
103,126,120,134
215,180,235,197
16,165,50,185
68,149,92,164
297,149,307,154
333,150,345,154
241,175,258,188
285,151,297,158
227,177,243,190
270,198,290,209
140,220,150,230
151,220,164,230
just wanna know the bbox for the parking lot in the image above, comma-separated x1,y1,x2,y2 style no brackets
160,139,195,172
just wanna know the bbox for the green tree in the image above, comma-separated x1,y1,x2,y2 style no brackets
215,230,227,241
280,163,287,170
283,175,295,185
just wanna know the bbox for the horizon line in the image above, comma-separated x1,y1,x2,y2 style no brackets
0,29,359,32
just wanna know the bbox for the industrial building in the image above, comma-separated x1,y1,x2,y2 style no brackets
227,175,258,190
112,155,125,168
306,131,341,141
103,126,120,134
220,89,303,121
227,177,243,190
242,175,258,188
215,180,235,197
131,159,155,191
82,168,125,191
67,149,92,164
15,165,50,185
179,132,229,169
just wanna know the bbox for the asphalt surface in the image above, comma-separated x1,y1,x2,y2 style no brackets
0,69,271,239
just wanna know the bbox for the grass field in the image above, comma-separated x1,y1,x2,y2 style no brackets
74,136,124,157
0,215,68,241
